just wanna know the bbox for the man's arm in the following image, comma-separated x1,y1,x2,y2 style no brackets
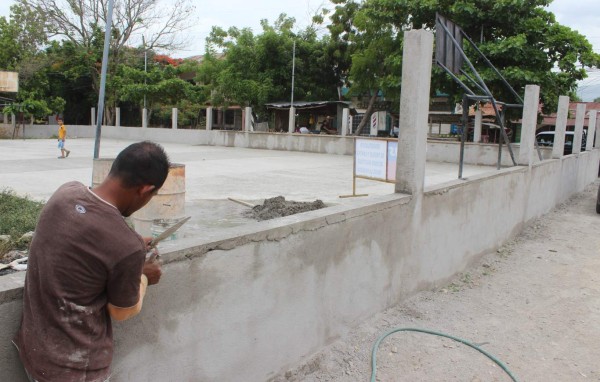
107,274,148,321
107,260,162,321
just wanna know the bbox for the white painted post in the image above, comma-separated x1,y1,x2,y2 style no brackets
11,114,15,127
586,111,596,151
518,85,540,166
244,107,253,131
596,112,600,148
341,108,350,136
115,107,121,127
584,110,595,151
474,108,482,143
552,96,569,159
172,108,178,129
395,30,433,195
349,115,354,134
206,107,213,130
288,106,296,133
91,108,96,127
573,103,586,154
142,108,148,129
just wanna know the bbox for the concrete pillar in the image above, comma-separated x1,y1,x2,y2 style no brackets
142,108,148,129
586,111,596,151
474,108,482,143
288,106,296,133
172,108,178,129
341,108,350,136
206,107,213,130
395,30,433,195
518,85,540,166
91,108,96,127
11,114,16,128
596,112,600,148
552,96,569,159
3,113,7,124
244,107,253,132
573,103,586,154
115,107,121,127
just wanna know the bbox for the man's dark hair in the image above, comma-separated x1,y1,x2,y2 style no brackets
109,141,170,189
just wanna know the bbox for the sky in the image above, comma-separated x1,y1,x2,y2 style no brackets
1,0,599,100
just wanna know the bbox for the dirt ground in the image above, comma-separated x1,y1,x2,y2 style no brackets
272,182,600,382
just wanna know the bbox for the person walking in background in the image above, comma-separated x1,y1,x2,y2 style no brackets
14,141,169,382
57,119,71,158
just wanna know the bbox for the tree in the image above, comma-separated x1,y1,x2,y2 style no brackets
0,3,64,125
319,0,405,135
199,15,341,117
0,3,47,70
16,0,196,124
19,0,195,52
112,55,205,126
321,0,600,126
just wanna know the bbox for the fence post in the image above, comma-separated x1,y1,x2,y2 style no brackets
395,29,433,195
115,107,121,127
518,85,540,166
172,108,178,129
552,96,569,159
572,103,586,155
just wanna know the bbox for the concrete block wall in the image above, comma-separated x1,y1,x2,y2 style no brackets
2,149,598,382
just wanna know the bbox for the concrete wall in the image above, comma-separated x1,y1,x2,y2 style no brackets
2,122,554,165
2,149,598,381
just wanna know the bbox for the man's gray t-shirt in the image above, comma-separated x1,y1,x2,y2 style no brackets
14,181,146,382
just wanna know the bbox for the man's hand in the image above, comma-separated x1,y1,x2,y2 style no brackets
143,260,162,285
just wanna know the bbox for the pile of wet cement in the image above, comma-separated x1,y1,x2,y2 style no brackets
244,196,326,221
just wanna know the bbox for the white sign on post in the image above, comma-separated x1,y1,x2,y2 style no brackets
355,139,387,180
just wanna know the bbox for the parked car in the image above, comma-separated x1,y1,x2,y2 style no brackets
535,130,587,155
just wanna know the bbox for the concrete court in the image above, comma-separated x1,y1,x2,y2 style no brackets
0,137,496,237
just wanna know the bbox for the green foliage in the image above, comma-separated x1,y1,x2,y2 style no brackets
113,58,206,115
200,16,341,114
3,98,55,119
0,189,44,254
0,3,47,70
321,0,600,115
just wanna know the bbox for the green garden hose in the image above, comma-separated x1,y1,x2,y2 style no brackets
370,327,519,382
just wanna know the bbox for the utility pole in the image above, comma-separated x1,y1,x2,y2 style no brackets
142,35,148,129
288,40,296,133
93,0,114,159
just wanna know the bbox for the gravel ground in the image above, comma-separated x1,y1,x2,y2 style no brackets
272,181,600,382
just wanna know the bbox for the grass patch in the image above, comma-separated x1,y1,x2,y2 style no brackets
0,189,44,257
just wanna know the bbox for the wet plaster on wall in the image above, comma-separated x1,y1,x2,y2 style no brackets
111,194,417,381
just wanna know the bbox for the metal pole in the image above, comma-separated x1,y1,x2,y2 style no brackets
497,109,506,169
288,40,296,133
290,40,296,106
93,0,114,159
459,95,468,179
143,35,147,110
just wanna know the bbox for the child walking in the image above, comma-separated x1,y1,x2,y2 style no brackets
57,119,71,158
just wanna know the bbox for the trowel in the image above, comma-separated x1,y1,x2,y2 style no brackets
145,216,191,261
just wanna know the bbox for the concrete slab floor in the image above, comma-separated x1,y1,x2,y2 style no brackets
0,138,497,239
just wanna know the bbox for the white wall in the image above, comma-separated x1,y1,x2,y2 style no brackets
3,123,557,165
